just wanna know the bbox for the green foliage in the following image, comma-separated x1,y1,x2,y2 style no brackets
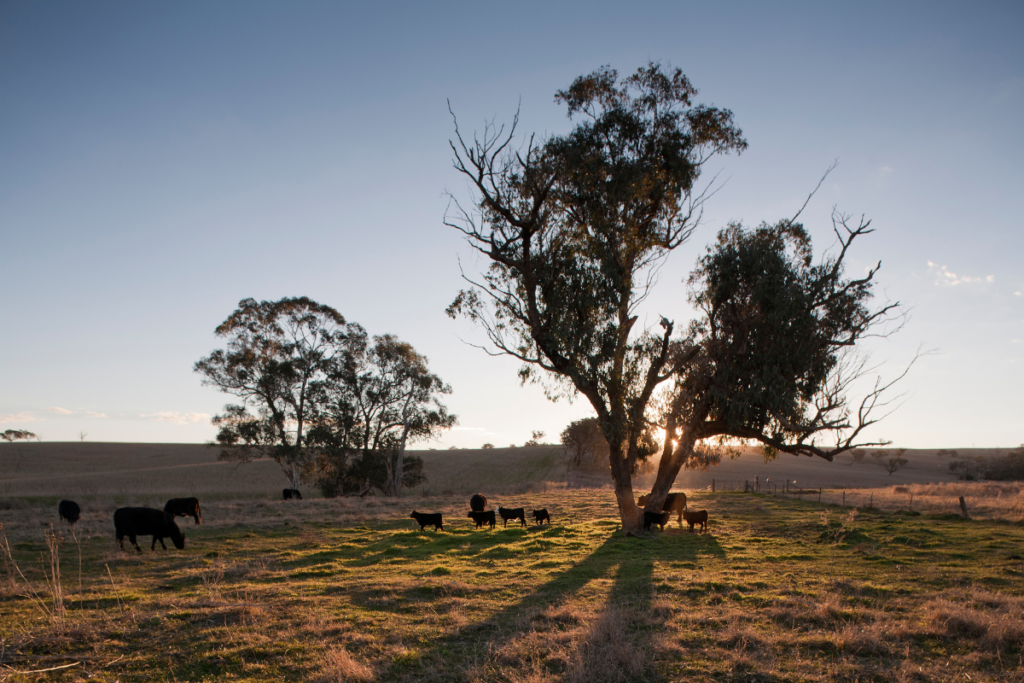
195,297,353,487
679,218,895,458
560,418,607,467
197,297,454,494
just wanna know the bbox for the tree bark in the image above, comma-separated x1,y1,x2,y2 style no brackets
608,443,643,534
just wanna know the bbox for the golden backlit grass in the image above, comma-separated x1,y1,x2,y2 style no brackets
1,488,1022,682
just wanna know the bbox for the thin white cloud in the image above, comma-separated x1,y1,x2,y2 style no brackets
1015,291,1022,297
84,411,107,418
0,411,41,424
926,261,994,287
140,411,211,425
47,406,74,414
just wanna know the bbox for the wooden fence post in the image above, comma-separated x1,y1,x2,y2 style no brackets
842,490,846,506
869,492,873,508
959,496,969,519
818,488,822,503
712,479,715,493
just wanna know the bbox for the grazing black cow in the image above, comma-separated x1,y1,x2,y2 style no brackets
497,506,527,528
164,497,202,524
638,491,688,527
643,510,672,532
469,493,487,512
683,509,708,533
58,500,80,525
282,488,303,500
532,508,551,525
467,510,496,529
114,507,185,552
410,511,444,531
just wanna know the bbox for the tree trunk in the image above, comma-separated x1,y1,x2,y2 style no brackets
608,444,643,534
644,430,697,512
392,389,415,498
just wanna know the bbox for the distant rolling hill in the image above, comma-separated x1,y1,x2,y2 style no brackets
0,442,1007,502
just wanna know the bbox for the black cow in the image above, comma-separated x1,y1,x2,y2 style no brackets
683,509,709,533
467,510,496,529
532,508,551,525
638,491,688,527
469,493,487,512
497,506,527,528
283,488,303,500
164,497,202,524
114,507,185,552
410,511,444,531
643,510,672,532
58,500,81,525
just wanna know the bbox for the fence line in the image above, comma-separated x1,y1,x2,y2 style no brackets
696,477,985,519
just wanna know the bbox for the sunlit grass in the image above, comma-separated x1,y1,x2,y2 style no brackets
1,489,1022,681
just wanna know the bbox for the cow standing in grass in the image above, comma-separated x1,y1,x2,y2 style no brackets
683,509,708,533
164,497,202,524
410,511,444,531
643,511,671,531
498,506,527,528
114,507,185,552
638,492,687,528
58,500,80,525
468,510,496,529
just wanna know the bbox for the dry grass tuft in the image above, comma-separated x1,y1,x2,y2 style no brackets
925,589,1024,650
563,604,653,683
313,646,375,683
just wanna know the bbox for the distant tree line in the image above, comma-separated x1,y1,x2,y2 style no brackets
947,446,1024,481
195,297,456,497
1,429,37,443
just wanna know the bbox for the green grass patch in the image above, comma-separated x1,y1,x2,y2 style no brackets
1,489,1022,682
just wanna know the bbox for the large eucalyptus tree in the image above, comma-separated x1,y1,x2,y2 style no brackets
447,63,907,534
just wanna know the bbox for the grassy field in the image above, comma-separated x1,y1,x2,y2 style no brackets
1,486,1023,682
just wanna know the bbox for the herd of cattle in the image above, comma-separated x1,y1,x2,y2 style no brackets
410,491,709,533
53,487,708,553
58,496,202,552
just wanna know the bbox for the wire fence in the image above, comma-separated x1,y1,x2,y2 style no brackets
692,477,990,519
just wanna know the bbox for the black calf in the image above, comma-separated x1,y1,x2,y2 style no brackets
532,508,551,525
283,488,303,500
467,510,496,529
410,510,444,531
497,506,527,528
643,511,672,531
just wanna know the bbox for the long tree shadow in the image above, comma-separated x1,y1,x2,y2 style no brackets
379,528,726,682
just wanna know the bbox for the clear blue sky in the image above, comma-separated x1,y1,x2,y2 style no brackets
2,1,1021,448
